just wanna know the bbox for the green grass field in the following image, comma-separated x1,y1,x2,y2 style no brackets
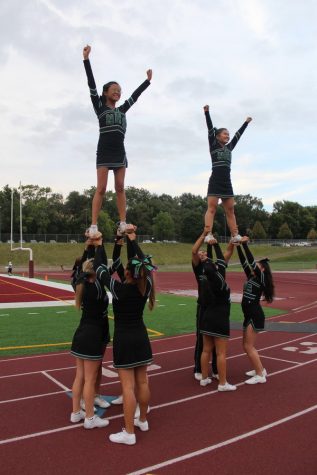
0,293,284,357
1,242,316,271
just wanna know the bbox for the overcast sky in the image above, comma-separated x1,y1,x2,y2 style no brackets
1,0,316,210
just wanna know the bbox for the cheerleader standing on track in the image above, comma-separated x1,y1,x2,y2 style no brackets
199,239,236,392
93,232,156,445
237,237,275,385
192,229,235,381
70,242,111,429
83,45,152,237
203,105,252,244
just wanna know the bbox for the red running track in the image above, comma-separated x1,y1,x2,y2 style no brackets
0,276,74,303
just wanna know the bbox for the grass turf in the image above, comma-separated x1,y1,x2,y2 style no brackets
0,293,283,357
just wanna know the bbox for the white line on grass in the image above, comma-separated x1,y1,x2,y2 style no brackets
127,404,317,475
0,357,316,446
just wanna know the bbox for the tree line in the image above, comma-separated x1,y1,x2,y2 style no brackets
0,184,316,242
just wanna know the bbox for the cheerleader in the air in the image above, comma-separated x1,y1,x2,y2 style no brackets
93,231,156,445
199,238,236,391
203,105,252,244
237,237,275,384
83,45,152,237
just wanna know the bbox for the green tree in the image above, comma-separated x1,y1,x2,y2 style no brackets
98,210,116,240
252,221,267,239
307,228,317,240
152,212,175,241
270,201,315,238
277,222,293,239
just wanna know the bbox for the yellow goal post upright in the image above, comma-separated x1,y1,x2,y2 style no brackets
11,184,34,278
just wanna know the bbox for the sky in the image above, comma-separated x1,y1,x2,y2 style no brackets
1,0,316,210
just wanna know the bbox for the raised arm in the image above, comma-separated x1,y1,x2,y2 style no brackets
120,69,152,114
204,105,216,144
127,232,145,259
83,45,103,115
192,228,208,267
227,117,252,151
110,237,125,282
237,244,252,278
213,242,227,277
242,240,263,279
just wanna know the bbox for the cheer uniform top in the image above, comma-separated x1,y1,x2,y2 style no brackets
200,243,231,339
205,111,248,198
84,59,150,169
237,243,266,332
94,243,153,369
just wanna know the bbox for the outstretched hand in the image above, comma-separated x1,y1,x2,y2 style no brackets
241,236,249,243
203,105,209,112
83,44,91,59
93,237,103,247
246,117,252,123
147,69,153,81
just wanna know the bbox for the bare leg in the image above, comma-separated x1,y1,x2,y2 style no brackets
91,167,109,225
222,197,238,236
114,167,126,222
204,196,219,232
83,360,100,418
200,334,213,379
214,338,228,386
72,358,84,413
135,366,150,422
118,368,136,434
243,324,264,375
95,361,102,395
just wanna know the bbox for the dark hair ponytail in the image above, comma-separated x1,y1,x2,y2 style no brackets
260,260,275,303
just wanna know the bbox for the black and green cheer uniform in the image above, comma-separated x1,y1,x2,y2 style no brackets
84,59,150,169
205,110,248,198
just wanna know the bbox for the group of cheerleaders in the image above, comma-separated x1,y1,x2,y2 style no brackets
68,45,275,446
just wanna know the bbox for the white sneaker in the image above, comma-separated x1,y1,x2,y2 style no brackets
111,395,123,405
87,224,99,238
134,403,151,418
211,372,219,380
84,415,109,429
245,368,267,378
230,234,242,243
94,395,111,408
80,399,97,412
204,233,215,244
70,410,86,423
109,429,136,445
245,374,267,385
194,372,202,381
218,382,237,392
200,377,212,386
134,418,149,432
117,222,127,234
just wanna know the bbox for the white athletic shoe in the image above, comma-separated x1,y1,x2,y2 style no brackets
87,224,99,238
70,410,86,423
204,233,215,244
84,415,109,429
80,399,97,412
109,429,136,445
245,368,267,378
211,372,219,381
134,403,151,419
94,395,111,408
134,418,149,432
200,377,212,387
111,395,123,405
245,374,267,385
194,372,202,381
218,382,237,392
230,234,242,243
117,222,127,234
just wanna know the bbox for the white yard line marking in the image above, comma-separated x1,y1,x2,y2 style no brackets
0,391,65,405
128,404,317,475
0,358,316,446
41,371,70,391
260,355,300,365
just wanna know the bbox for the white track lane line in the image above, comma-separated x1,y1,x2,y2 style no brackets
128,404,317,475
41,371,70,391
0,357,316,446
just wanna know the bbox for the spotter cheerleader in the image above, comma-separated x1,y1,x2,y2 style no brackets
83,45,152,237
70,241,111,429
199,238,236,391
192,229,235,381
203,105,252,243
93,231,156,445
237,237,275,384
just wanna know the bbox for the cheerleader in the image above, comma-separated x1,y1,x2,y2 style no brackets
192,229,235,381
93,231,156,445
203,105,252,243
70,241,110,429
83,45,152,237
237,237,275,384
199,238,236,391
